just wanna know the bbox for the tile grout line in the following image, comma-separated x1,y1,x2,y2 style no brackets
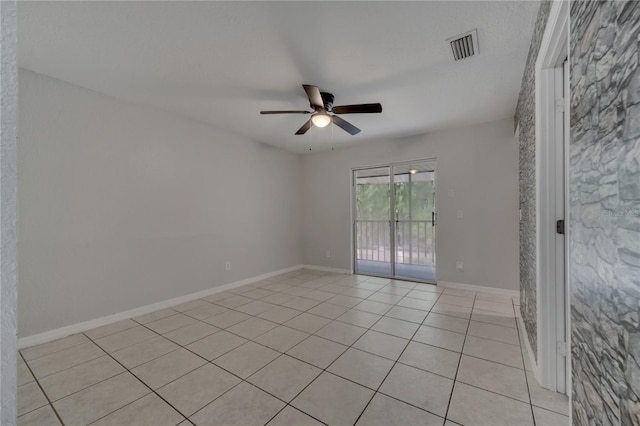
17,351,67,426
351,289,448,425
442,291,477,423
23,272,519,426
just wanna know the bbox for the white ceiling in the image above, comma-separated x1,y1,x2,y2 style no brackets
18,1,540,153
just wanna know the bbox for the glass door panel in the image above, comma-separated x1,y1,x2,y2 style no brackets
354,167,392,277
393,163,436,282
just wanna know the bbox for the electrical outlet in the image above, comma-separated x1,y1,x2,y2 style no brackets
325,250,331,258
456,261,463,272
225,261,231,271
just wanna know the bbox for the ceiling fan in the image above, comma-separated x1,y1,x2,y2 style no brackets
260,84,382,136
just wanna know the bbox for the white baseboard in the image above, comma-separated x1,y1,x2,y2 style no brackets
517,310,542,383
18,264,305,349
437,281,519,297
302,264,352,275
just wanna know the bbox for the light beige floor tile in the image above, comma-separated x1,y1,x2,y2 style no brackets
438,291,474,308
213,341,280,379
21,334,89,361
202,310,250,329
378,285,412,296
471,309,517,328
431,302,472,319
306,290,337,302
463,335,524,369
235,300,278,316
258,306,302,324
182,303,228,320
171,299,210,312
385,306,428,323
92,393,184,426
186,330,247,360
226,317,278,340
53,372,150,425
356,393,444,426
526,370,570,415
336,309,382,328
292,372,374,426
261,292,296,305
266,406,323,426
282,286,315,297
442,288,476,298
447,382,534,426
94,326,157,353
476,292,514,304
17,404,61,426
533,406,570,425
163,321,219,346
467,321,520,345
131,348,206,389
326,294,365,308
307,302,350,319
399,341,460,379
353,300,393,315
414,283,443,293
424,312,469,334
190,382,284,426
243,288,276,300
315,320,367,346
367,292,404,304
284,313,332,333
364,277,392,285
40,355,125,401
157,363,241,417
28,342,105,379
201,291,234,303
352,330,408,360
214,294,254,308
145,313,196,335
281,296,321,311
327,348,394,389
17,362,35,386
396,297,435,311
84,319,139,340
379,364,453,417
17,382,48,416
111,336,179,369
457,355,529,402
473,299,515,315
287,336,348,369
343,288,376,299
412,325,465,352
248,354,321,402
133,308,177,325
371,316,420,339
406,289,440,301
254,325,309,352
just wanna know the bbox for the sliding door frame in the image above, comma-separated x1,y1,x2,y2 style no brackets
351,158,437,284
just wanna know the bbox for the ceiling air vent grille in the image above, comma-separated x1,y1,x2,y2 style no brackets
448,29,479,61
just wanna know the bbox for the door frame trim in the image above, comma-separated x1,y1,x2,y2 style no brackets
534,0,570,394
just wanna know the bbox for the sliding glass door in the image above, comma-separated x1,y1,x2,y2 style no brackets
354,161,436,282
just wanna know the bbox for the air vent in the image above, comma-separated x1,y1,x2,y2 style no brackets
447,29,479,61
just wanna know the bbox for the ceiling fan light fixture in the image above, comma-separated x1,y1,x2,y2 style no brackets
311,113,331,128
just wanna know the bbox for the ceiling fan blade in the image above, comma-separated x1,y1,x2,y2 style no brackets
332,103,382,114
295,119,313,135
302,84,324,109
260,110,310,114
332,115,361,135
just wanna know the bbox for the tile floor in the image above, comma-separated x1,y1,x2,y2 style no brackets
17,269,569,426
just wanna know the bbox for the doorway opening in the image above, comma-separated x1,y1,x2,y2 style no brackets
352,160,436,283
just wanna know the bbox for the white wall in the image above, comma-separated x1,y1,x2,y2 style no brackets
18,69,302,337
301,118,519,290
1,1,18,423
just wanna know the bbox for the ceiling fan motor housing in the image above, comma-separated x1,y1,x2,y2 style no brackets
319,92,334,111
